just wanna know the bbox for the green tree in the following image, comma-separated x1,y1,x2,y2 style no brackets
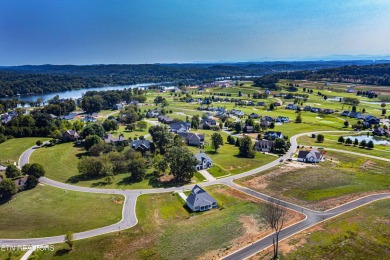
36,140,43,146
354,138,359,146
273,138,287,153
102,119,119,132
84,135,103,151
269,122,275,129
25,175,39,189
136,120,148,131
81,123,105,138
382,109,386,115
227,135,235,145
153,154,168,174
125,123,135,132
360,139,367,147
338,136,345,143
64,231,74,250
352,106,357,112
345,138,352,145
148,125,173,154
22,163,45,178
316,134,324,143
234,122,242,133
5,165,21,179
165,146,198,182
0,179,18,199
254,123,261,133
295,112,302,123
77,156,113,178
367,140,374,149
239,136,255,158
344,120,349,128
128,153,147,181
211,133,224,152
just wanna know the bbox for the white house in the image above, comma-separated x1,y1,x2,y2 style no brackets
194,152,213,170
254,140,274,152
297,148,325,163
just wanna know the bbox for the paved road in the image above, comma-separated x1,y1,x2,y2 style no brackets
3,130,389,259
223,182,390,260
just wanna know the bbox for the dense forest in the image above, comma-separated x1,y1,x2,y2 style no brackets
0,60,387,97
253,63,390,90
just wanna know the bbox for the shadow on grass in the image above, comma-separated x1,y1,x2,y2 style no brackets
54,248,71,256
0,197,11,206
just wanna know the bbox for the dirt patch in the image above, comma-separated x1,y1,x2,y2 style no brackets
199,186,305,260
158,175,175,183
241,162,314,190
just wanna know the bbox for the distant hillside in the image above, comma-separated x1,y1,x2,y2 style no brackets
0,60,389,98
254,63,390,89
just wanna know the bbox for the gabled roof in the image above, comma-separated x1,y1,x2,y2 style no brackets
186,185,217,208
130,140,151,150
298,148,322,160
194,152,212,163
104,134,125,143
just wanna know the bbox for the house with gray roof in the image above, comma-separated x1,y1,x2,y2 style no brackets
297,148,325,163
186,185,218,212
169,122,191,133
104,134,127,145
62,130,80,142
130,140,151,154
194,152,213,170
178,133,205,146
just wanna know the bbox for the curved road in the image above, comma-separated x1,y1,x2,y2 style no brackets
2,130,389,260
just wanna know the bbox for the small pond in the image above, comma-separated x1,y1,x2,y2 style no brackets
343,135,390,145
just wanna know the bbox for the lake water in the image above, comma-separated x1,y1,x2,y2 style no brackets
343,135,390,145
11,83,159,103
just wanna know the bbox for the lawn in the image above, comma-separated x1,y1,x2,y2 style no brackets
236,151,390,210
187,130,276,176
32,185,301,260
253,199,390,259
298,133,390,159
0,185,123,238
30,142,205,189
0,137,50,166
0,250,24,260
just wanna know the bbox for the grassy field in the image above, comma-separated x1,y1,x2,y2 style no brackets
253,199,390,259
32,185,276,259
298,133,390,159
0,185,123,238
236,151,390,210
0,250,24,260
0,137,50,165
30,142,204,189
187,130,276,176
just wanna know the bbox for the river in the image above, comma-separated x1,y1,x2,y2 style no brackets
11,83,160,103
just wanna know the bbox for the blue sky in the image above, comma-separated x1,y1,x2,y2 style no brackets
1,0,390,65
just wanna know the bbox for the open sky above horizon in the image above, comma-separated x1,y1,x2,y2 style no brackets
1,0,390,66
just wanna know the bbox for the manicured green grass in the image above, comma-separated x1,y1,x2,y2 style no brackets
298,133,390,159
0,185,123,238
113,121,151,139
187,130,276,175
209,165,230,178
282,199,390,259
237,151,390,210
0,250,24,260
30,142,203,189
30,142,84,183
32,185,267,260
0,137,50,165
